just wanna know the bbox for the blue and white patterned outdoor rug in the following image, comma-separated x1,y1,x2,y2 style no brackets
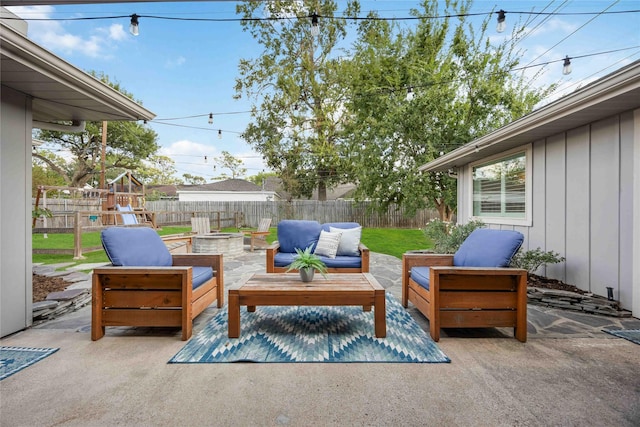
169,294,450,363
603,329,640,345
0,346,59,380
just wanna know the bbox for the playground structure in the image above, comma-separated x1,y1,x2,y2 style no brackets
33,171,147,229
33,172,245,259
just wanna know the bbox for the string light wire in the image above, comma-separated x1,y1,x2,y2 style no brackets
2,9,638,24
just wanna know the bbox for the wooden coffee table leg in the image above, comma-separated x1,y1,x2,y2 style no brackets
374,290,386,338
228,291,240,338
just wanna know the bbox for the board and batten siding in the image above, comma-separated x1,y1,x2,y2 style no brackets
457,111,636,311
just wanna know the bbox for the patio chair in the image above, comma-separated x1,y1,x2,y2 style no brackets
92,227,224,341
402,228,528,342
242,218,272,251
115,203,138,225
191,217,212,234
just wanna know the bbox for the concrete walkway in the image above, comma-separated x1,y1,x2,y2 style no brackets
2,249,639,426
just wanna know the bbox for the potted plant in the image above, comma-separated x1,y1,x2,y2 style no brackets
285,246,328,282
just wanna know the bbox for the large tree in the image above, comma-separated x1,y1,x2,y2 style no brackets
213,150,247,180
136,155,183,185
235,0,358,200
344,0,553,219
33,72,159,188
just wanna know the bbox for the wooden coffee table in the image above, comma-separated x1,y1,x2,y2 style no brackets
228,273,386,338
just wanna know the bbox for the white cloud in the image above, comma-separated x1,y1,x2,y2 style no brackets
160,140,217,180
108,24,127,42
165,56,186,68
7,5,126,59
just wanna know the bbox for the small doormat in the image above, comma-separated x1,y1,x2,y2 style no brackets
603,329,640,345
0,346,59,380
170,294,450,363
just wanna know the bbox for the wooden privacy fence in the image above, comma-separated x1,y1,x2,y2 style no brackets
32,199,438,230
33,210,157,259
146,200,438,229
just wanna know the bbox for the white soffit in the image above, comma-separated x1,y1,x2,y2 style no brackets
1,19,155,123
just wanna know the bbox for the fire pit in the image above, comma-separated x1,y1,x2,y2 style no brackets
192,233,244,257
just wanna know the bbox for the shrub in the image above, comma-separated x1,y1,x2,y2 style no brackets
510,248,565,274
422,219,485,254
32,207,53,219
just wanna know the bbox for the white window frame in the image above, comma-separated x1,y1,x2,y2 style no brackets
468,144,532,227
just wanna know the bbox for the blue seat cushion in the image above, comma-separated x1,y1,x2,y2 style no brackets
411,266,431,290
274,252,362,269
192,266,214,290
101,227,172,267
453,229,524,268
277,220,322,253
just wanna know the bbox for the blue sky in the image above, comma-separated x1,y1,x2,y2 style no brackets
8,1,640,182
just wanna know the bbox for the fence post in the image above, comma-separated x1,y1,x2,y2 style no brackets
73,211,85,259
214,212,221,230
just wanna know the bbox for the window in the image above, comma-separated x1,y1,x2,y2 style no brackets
470,145,531,226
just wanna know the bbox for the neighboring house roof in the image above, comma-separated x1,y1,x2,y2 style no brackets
146,185,180,197
1,10,155,124
263,176,291,200
419,60,640,172
311,183,357,200
147,180,265,197
184,179,261,192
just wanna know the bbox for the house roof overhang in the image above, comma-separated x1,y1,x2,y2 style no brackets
0,16,155,123
419,60,640,173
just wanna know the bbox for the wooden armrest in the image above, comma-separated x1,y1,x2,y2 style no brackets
172,253,222,270
402,253,454,269
266,241,280,252
430,266,527,275
266,242,280,273
93,266,191,275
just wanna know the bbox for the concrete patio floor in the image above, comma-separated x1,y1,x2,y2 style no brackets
1,249,639,426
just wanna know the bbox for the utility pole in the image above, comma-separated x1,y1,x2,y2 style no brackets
100,121,107,189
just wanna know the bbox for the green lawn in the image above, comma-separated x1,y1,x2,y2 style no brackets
32,226,432,267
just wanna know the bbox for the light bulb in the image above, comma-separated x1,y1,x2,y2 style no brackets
129,14,139,36
208,113,213,125
562,56,572,75
406,87,414,102
496,10,506,33
311,12,319,37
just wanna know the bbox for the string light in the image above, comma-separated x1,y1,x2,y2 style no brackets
562,56,572,75
496,10,506,33
310,12,319,37
129,14,139,36
406,87,414,101
208,113,213,125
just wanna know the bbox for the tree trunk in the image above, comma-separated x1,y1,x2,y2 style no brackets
317,180,327,201
434,198,455,222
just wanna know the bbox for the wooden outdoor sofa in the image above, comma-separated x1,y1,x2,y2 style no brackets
266,220,369,273
402,228,528,342
92,227,223,341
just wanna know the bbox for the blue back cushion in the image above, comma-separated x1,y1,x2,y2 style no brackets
101,227,172,267
320,222,360,232
453,228,524,267
277,220,322,253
